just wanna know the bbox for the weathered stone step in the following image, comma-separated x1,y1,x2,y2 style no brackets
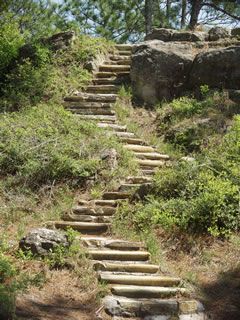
62,214,112,223
64,101,112,109
69,108,115,116
88,250,150,261
104,59,131,66
78,199,118,207
111,285,187,299
81,237,144,251
119,184,144,192
117,50,133,56
141,169,157,176
72,205,116,216
103,191,131,200
115,44,133,51
120,137,146,145
137,159,165,168
99,65,131,72
76,114,116,122
97,123,127,132
109,55,132,61
134,152,170,161
64,93,117,103
99,274,181,287
126,176,153,184
103,296,202,318
124,144,155,153
114,131,135,138
86,85,120,94
95,71,130,78
93,262,159,274
92,78,121,85
50,221,110,233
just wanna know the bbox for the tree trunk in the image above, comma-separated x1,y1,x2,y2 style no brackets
189,0,202,30
145,0,154,35
166,0,171,23
181,0,187,28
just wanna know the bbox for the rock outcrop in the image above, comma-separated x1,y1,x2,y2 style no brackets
131,27,240,105
19,228,69,256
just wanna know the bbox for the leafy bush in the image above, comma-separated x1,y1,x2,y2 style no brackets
0,251,44,320
0,104,134,189
157,92,239,153
0,17,24,73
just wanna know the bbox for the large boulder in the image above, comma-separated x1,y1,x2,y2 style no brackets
208,27,229,41
131,41,195,105
189,46,240,89
145,28,207,42
19,228,69,256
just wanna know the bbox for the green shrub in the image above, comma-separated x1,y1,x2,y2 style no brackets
0,17,24,72
0,104,134,189
120,116,240,237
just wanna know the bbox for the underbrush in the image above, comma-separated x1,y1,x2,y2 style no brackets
156,88,239,153
114,115,240,238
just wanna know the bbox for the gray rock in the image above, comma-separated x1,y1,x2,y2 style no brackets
228,89,240,103
145,28,207,43
103,296,178,317
145,28,173,42
208,27,229,41
42,31,76,51
131,41,194,104
101,148,118,171
172,31,206,43
189,46,240,90
231,28,240,37
19,228,69,256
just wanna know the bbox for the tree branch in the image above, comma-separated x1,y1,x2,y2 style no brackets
202,2,240,21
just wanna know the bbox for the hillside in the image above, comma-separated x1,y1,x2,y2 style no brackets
0,10,239,320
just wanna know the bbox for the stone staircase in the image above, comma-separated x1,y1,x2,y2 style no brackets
50,44,206,320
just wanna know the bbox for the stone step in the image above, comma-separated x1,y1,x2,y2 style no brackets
141,169,157,176
116,49,132,55
76,114,116,122
71,205,116,216
88,250,150,261
92,78,121,85
62,214,112,223
78,199,118,207
134,152,170,161
99,274,181,287
114,131,135,138
86,85,120,94
124,144,155,153
126,176,153,184
64,93,117,103
103,192,131,200
97,123,127,132
111,285,187,299
120,137,146,145
95,71,130,78
69,108,115,116
81,237,144,251
137,159,165,168
115,44,133,51
50,221,110,233
93,262,159,274
119,184,143,192
104,59,131,66
103,296,202,318
109,55,132,61
64,101,112,109
99,65,131,72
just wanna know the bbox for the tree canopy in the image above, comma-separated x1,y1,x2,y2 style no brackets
0,0,239,42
